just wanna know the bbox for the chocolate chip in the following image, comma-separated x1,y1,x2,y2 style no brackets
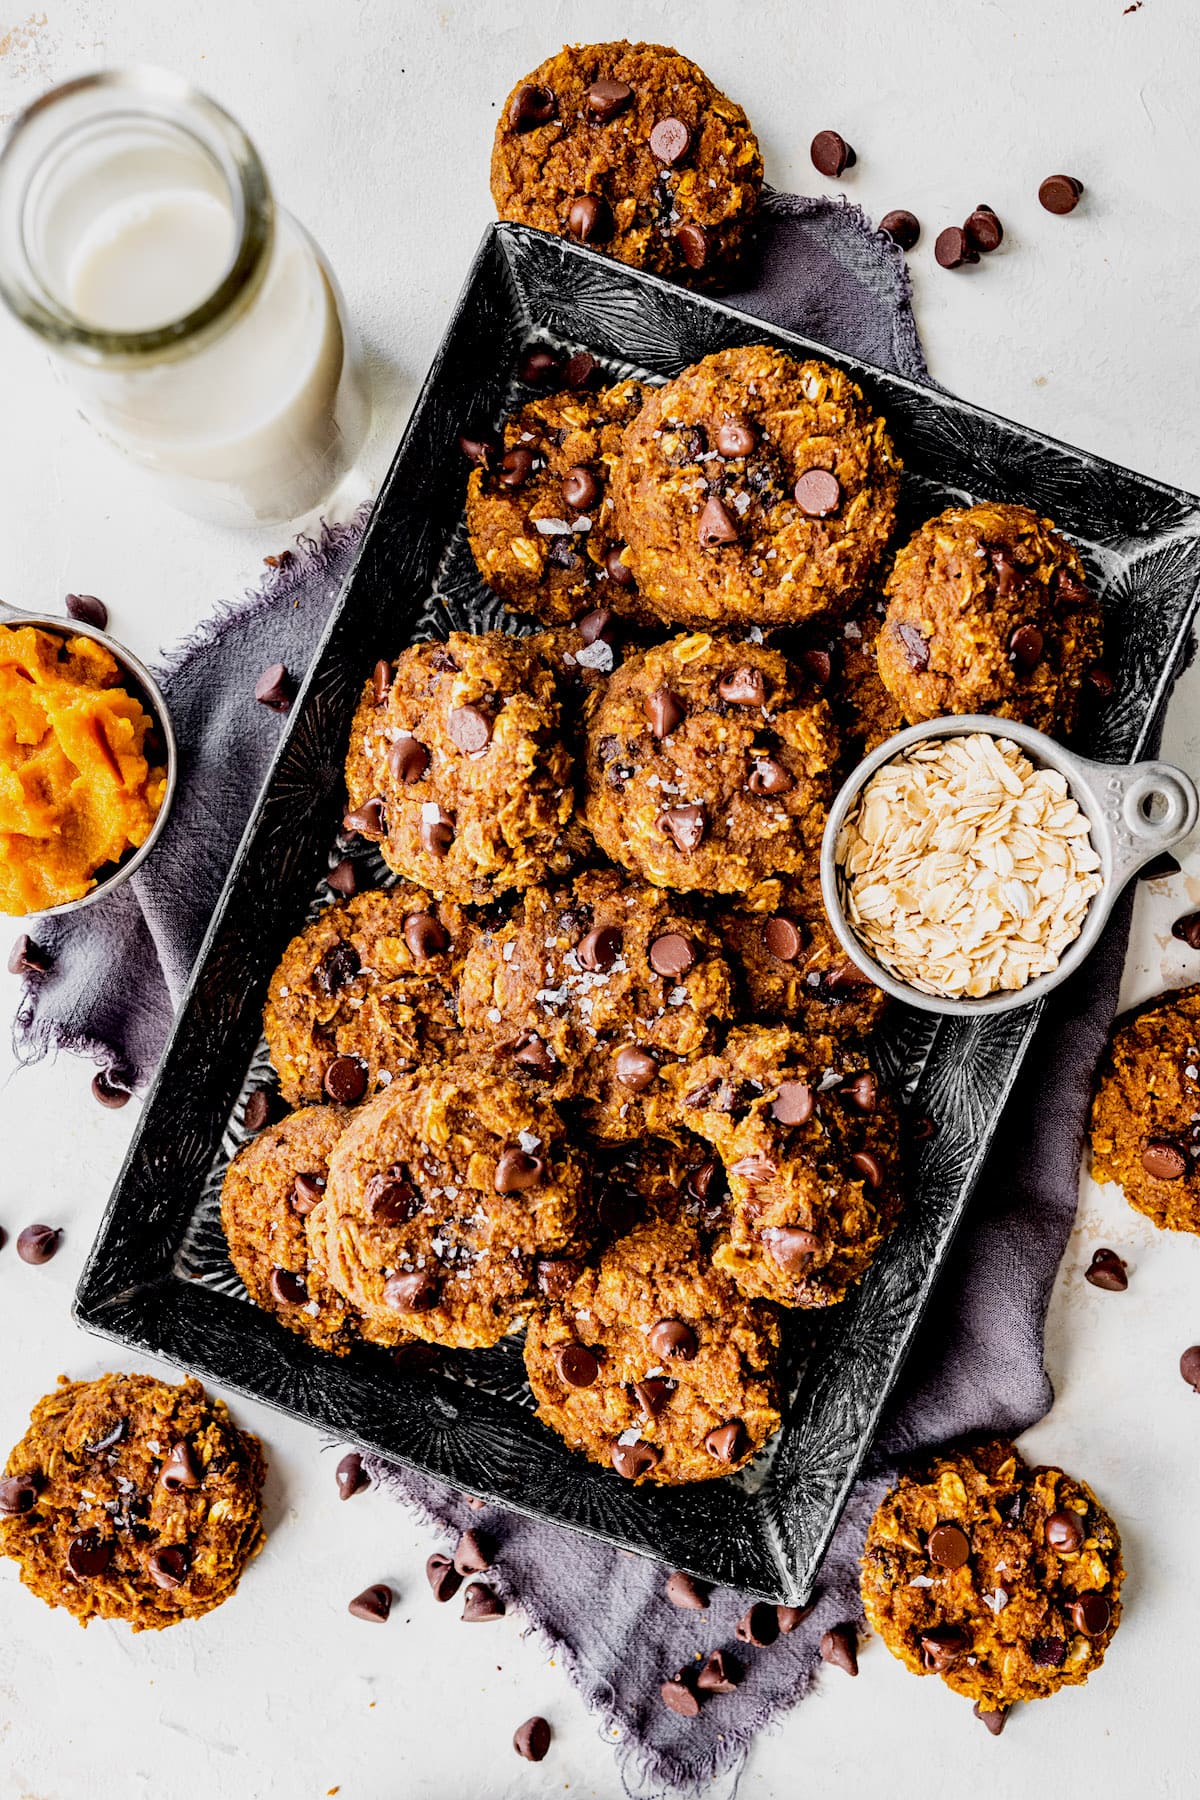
84,1423,126,1456
894,622,930,672
495,1146,544,1192
555,1343,599,1388
633,1377,672,1417
388,736,429,784
811,130,856,176
8,933,50,975
716,420,757,458
648,1318,698,1361
819,1623,859,1675
605,546,636,586
336,1451,369,1500
880,209,920,250
649,117,691,163
935,226,979,268
964,205,1004,252
1045,1509,1084,1553
658,808,708,863
974,1702,1009,1736
562,350,597,389
0,1475,41,1515
768,1227,820,1272
586,76,632,121
776,1602,816,1633
92,1068,132,1109
736,1601,779,1647
512,1033,557,1077
577,607,615,646
1031,1635,1067,1667
1070,1593,1112,1637
698,495,738,547
705,1420,748,1463
615,1047,657,1091
794,468,841,517
921,1624,970,1672
1138,853,1181,882
648,932,694,978
509,83,555,132
568,195,610,243
771,1081,814,1126
242,1088,273,1133
764,917,803,962
498,446,535,488
254,662,294,713
420,811,455,857
578,924,621,971
448,705,492,755
927,1522,970,1567
1142,1138,1187,1180
660,1674,700,1717
610,1439,661,1481
370,659,393,708
343,799,385,838
1085,1247,1128,1291
517,345,561,386
159,1440,202,1492
324,1055,368,1104
801,646,833,685
316,940,361,995
366,1169,418,1226
462,1581,505,1621
535,1257,578,1300
458,430,499,468
147,1545,190,1590
718,666,766,706
452,1527,495,1576
911,1113,936,1142
562,465,601,510
1172,911,1200,949
851,1150,884,1187
383,1269,440,1313
678,219,711,268
348,1582,392,1623
1039,173,1084,214
665,1570,709,1610
16,1223,60,1264
513,1715,552,1761
645,686,685,738
1180,1345,1200,1391
425,1552,462,1602
840,1071,878,1112
748,755,795,796
326,858,358,897
66,592,108,629
269,1266,307,1305
1008,624,1044,670
67,1529,112,1578
404,911,449,961
697,1649,741,1694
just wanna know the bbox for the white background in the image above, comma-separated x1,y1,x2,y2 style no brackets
2,4,1200,1797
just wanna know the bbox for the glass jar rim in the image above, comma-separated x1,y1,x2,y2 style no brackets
0,66,274,360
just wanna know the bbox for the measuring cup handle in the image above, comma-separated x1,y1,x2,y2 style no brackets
1074,757,1199,887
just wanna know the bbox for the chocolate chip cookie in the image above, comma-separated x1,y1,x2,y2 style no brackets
1089,982,1200,1232
263,886,472,1107
465,379,649,624
524,1219,780,1483
668,1024,903,1306
0,1373,265,1631
490,41,762,286
877,502,1104,735
312,1066,590,1349
343,633,575,903
612,346,900,628
584,632,838,899
861,1439,1124,1715
712,873,891,1039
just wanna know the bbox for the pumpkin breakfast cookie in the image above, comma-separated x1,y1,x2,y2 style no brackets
1088,982,1200,1232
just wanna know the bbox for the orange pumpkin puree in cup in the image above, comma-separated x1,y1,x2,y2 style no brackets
0,624,166,914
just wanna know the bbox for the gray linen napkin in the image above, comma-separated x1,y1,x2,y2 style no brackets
8,194,1136,1795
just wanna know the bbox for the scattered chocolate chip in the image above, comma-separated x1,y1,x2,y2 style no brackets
764,917,803,962
697,1648,741,1693
610,1439,661,1480
326,858,358,897
448,705,492,755
383,1269,440,1313
498,446,535,488
1085,665,1115,700
562,464,602,511
426,1552,463,1602
605,546,636,587
1137,853,1181,882
92,1067,132,1109
343,799,385,837
577,608,615,650
7,933,50,976
718,666,766,706
495,1147,544,1193
513,1715,552,1761
404,911,449,962
1039,173,1084,215
512,1033,558,1077
776,1602,816,1633
159,1440,202,1492
715,419,757,458
534,1257,577,1300
254,662,294,713
851,1150,885,1188
840,1071,878,1112
462,1581,505,1622
555,1343,599,1388
16,1220,60,1265
1142,1138,1187,1180
577,924,621,971
1008,624,1044,670
65,592,108,629
880,209,920,250
316,940,361,996
927,1522,970,1568
736,1601,779,1647
649,117,691,163
366,1171,419,1225
649,1318,698,1361
1179,1345,1200,1391
585,76,632,122
698,494,738,548
935,226,979,269
348,1582,392,1623
658,804,707,854
771,1081,814,1126
242,1088,274,1134
964,205,1004,253
811,129,856,177
562,350,597,389
705,1420,748,1463
1031,1635,1067,1668
801,646,833,685
974,1702,1009,1736
458,430,499,468
388,736,429,784
269,1266,307,1305
67,1529,112,1578
336,1451,368,1500
1172,911,1200,950
747,755,795,796
648,932,694,978
419,811,455,857
894,622,930,672
645,686,685,738
568,194,611,243
509,84,555,132
1070,1593,1112,1637
371,659,394,708
615,1047,657,1091
1084,1247,1128,1291
1045,1510,1084,1554
660,1674,701,1717
768,1227,820,1272
517,346,561,387
819,1623,858,1675
794,469,842,517
0,1475,41,1515
83,1419,124,1456
324,1055,368,1104
452,1527,495,1576
921,1624,970,1672
633,1377,672,1417
665,1570,709,1610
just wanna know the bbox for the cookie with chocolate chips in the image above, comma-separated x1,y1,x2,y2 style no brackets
583,631,838,899
611,345,900,629
1088,982,1200,1232
0,1373,264,1631
712,873,891,1039
877,502,1105,735
343,632,576,903
311,1064,591,1349
861,1439,1123,1714
465,379,650,624
490,40,762,287
524,1218,780,1484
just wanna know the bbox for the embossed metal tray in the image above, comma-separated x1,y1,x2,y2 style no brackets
75,223,1200,1600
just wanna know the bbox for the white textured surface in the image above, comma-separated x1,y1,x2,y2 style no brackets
1,4,1199,1797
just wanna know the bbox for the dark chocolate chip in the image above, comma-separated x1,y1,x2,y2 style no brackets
964,205,1004,252
801,647,833,685
562,464,602,511
568,195,611,243
383,1269,440,1313
658,804,707,854
819,1623,859,1674
851,1150,884,1188
254,662,294,713
372,659,393,707
811,129,856,177
768,1227,820,1272
610,1439,661,1481
324,1055,368,1104
494,1146,544,1192
660,1674,700,1717
388,736,429,784
242,1088,274,1133
840,1071,878,1112
764,917,803,962
509,84,555,132
269,1266,307,1305
665,1570,709,1610
924,1522,969,1569
326,858,359,897
577,607,615,647
1039,174,1084,215
1138,853,1181,882
615,1046,657,1091
718,666,766,706
343,799,385,837
348,1582,392,1623
1031,1635,1067,1667
555,1343,599,1388
633,1377,672,1417
605,546,636,586
447,705,492,755
648,932,694,977
534,1257,578,1300
794,469,841,516
645,687,686,738
316,940,361,995
366,1171,419,1225
649,117,691,163
771,1081,814,1125
577,924,621,971
498,446,535,488
458,430,499,468
1008,624,1044,670
452,1527,495,1576
0,1474,41,1515
705,1420,748,1464
426,1553,462,1602
935,226,980,268
159,1441,202,1492
1070,1593,1112,1637
562,350,597,390
1172,910,1200,949
911,1113,936,1142
67,1529,112,1578
513,1716,552,1761
1141,1138,1187,1180
512,1033,558,1077
648,1318,698,1361
336,1451,369,1501
894,622,930,671
92,1067,132,1109
716,420,757,458
736,1601,779,1646
65,592,108,629
921,1624,970,1672
880,209,920,250
7,933,50,976
148,1546,190,1590
586,76,632,122
419,812,455,857
517,345,561,386
1180,1345,1200,1391
698,494,738,547
748,756,795,796
83,1421,126,1456
1084,1247,1128,1291
697,1649,741,1694
404,911,449,961
16,1224,60,1264
776,1602,816,1633
1045,1510,1084,1554
462,1581,505,1621
974,1702,1009,1736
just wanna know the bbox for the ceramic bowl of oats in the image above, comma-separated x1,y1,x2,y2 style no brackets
821,715,1198,1017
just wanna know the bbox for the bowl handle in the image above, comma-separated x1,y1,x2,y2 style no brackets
1072,754,1199,887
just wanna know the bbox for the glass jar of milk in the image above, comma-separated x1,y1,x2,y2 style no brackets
0,69,368,525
